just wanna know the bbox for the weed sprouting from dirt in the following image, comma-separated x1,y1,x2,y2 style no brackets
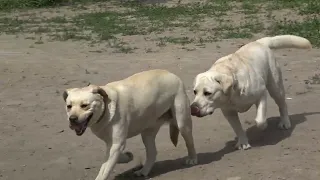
307,73,320,85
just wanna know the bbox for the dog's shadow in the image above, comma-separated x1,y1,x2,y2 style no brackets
114,112,318,180
247,112,318,147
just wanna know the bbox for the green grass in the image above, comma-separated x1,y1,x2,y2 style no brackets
158,36,194,45
0,0,319,53
267,0,320,14
0,0,109,10
268,17,320,47
241,1,260,14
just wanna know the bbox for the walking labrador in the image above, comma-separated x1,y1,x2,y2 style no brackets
62,69,197,180
190,35,312,150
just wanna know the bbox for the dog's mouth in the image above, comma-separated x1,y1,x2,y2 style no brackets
192,113,207,118
191,106,213,117
69,113,93,136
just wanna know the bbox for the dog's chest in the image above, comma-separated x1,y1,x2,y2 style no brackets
232,103,253,113
228,92,262,113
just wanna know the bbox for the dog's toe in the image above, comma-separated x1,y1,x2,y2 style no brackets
134,169,148,177
278,120,291,130
235,138,251,150
184,157,198,165
237,144,251,150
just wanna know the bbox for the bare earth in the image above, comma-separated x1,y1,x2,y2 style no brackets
1,10,320,180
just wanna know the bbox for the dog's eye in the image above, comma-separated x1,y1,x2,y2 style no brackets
216,80,221,84
66,105,72,109
80,104,89,109
193,90,197,95
203,91,212,96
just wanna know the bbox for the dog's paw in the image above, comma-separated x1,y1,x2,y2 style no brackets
133,168,149,178
235,138,251,150
278,119,291,130
184,157,198,166
117,151,134,164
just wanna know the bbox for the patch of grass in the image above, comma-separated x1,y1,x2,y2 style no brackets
308,73,320,84
241,1,260,14
33,26,52,33
266,0,320,15
198,36,218,44
299,1,320,15
67,2,234,41
158,36,194,45
213,19,264,39
73,11,142,41
156,39,167,47
47,16,69,23
134,2,232,19
0,17,27,33
51,29,91,41
0,0,108,10
268,17,320,47
0,0,318,53
107,38,137,53
0,0,63,10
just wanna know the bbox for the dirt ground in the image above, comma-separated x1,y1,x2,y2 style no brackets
1,19,320,180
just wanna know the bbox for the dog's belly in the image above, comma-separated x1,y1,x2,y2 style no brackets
229,93,264,113
126,118,165,139
126,109,172,139
234,103,254,113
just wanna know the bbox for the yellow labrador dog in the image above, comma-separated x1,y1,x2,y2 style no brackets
190,35,311,150
62,69,197,180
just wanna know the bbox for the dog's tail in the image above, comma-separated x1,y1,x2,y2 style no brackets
170,123,179,147
256,35,312,49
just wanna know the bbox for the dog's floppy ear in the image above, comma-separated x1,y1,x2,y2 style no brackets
62,89,72,102
90,85,108,100
214,74,234,94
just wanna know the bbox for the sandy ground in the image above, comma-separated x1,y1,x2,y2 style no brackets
1,25,320,180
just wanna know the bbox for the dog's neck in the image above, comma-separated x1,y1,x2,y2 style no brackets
96,99,108,124
94,87,117,126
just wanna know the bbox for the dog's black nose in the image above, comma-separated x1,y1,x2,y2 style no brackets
69,115,78,123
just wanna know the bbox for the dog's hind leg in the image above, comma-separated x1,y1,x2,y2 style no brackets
172,91,197,165
255,91,268,130
134,125,161,177
267,61,291,130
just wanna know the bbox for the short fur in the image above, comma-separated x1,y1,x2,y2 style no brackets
63,69,197,180
190,35,312,150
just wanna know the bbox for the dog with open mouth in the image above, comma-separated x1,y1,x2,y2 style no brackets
190,35,312,150
62,69,198,180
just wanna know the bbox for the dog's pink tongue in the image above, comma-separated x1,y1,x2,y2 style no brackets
69,124,82,131
75,126,82,131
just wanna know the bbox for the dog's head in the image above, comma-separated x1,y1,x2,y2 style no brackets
62,84,108,136
190,71,234,117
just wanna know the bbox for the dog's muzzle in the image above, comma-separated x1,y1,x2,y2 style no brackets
190,103,213,117
69,113,93,136
190,103,202,117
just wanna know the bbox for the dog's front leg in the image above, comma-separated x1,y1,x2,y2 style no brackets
104,142,132,164
95,143,124,180
221,109,251,150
